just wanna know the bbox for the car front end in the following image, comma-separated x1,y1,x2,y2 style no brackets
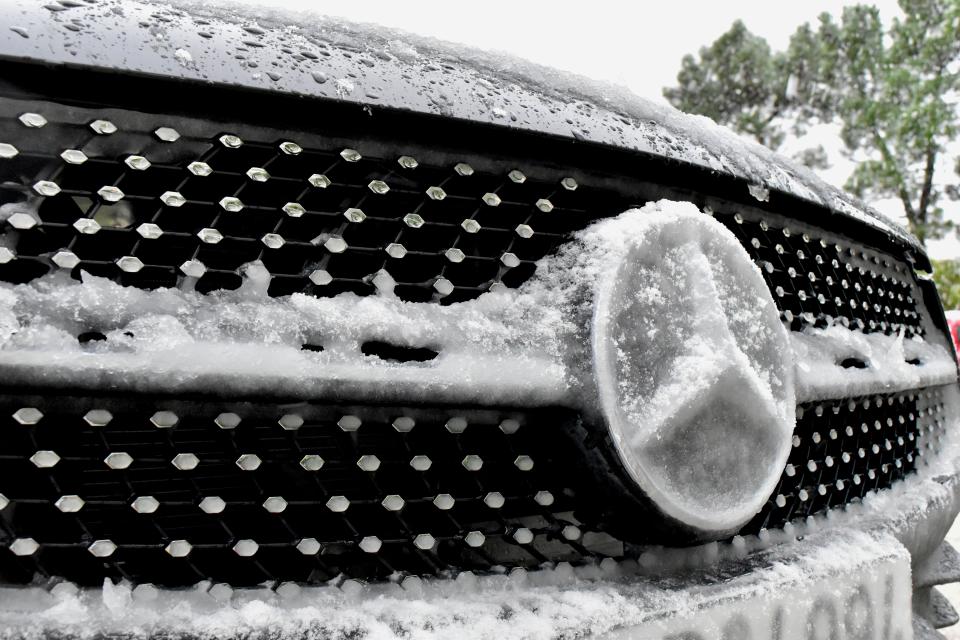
0,2,958,638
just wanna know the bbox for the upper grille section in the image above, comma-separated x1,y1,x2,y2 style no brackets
719,211,925,339
0,100,599,304
0,97,930,336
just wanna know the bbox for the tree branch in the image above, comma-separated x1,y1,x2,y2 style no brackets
918,143,937,228
871,129,917,223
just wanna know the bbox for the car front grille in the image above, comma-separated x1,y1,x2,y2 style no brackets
742,387,945,534
0,96,928,335
0,394,596,586
0,385,946,585
0,78,950,586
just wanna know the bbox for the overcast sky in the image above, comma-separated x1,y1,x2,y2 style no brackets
226,0,960,260
230,0,902,102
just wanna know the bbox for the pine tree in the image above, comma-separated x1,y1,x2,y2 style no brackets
664,1,960,247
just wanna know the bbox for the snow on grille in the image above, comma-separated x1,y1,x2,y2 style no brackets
742,386,947,533
0,100,929,335
0,103,601,305
0,527,915,640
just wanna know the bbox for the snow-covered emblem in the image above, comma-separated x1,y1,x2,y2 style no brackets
591,201,794,535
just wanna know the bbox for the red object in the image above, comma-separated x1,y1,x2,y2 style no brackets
946,311,960,358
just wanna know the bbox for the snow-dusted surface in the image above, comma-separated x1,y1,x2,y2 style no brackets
0,268,569,406
0,0,922,255
0,200,949,408
589,204,793,533
941,519,960,639
792,325,958,402
0,0,955,633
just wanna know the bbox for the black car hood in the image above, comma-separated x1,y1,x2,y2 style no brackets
0,0,925,259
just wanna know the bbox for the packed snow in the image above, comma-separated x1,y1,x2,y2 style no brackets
0,258,571,406
792,325,957,402
0,200,945,408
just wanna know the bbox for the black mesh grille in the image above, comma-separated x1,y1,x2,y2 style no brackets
0,90,948,587
0,386,945,585
0,395,603,586
742,387,944,533
0,97,929,334
0,101,604,304
719,211,925,339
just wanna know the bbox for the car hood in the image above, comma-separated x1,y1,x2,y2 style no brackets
0,0,924,259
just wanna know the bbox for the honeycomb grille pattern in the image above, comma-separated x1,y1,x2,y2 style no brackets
0,103,602,304
742,387,944,533
0,387,944,585
718,211,925,338
0,97,947,587
0,98,928,334
0,397,600,586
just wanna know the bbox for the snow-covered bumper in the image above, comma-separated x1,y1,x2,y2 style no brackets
1,468,957,639
0,534,919,639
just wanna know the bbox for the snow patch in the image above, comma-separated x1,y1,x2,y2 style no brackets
173,47,193,67
792,325,957,402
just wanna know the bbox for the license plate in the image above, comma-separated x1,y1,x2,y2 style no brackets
608,542,913,640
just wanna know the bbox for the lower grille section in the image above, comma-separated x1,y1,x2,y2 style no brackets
743,388,941,533
0,386,944,586
0,395,600,586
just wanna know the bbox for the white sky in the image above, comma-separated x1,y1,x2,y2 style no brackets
231,0,960,260
230,0,902,103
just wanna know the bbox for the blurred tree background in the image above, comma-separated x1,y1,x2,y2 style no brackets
933,259,960,309
664,0,960,306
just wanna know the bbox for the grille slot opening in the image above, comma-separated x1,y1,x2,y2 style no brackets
838,357,868,369
361,340,438,363
77,331,107,344
301,343,324,353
